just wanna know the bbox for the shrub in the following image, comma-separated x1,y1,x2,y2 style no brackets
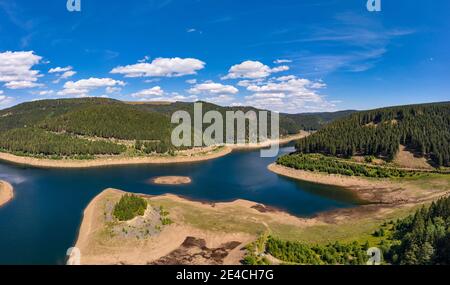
113,194,148,221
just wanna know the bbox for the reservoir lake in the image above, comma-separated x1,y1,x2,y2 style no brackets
0,145,362,264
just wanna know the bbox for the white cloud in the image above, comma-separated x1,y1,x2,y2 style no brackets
5,80,43,89
0,94,14,106
38,90,54,96
49,66,72,73
138,56,150,63
188,82,239,96
58,77,125,97
187,28,196,33
131,88,198,103
105,86,122,94
243,77,334,113
222,60,289,80
204,94,235,106
49,66,76,83
0,51,42,89
274,59,292,64
237,79,265,87
131,86,165,98
61,70,76,79
276,75,297,82
111,57,206,78
186,79,197,84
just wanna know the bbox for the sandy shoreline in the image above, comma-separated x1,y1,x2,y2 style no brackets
74,189,266,265
268,163,450,205
0,133,306,169
0,146,233,169
74,173,450,265
0,180,14,207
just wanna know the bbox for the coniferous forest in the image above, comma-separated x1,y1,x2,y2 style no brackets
0,98,349,158
244,195,450,265
295,102,450,167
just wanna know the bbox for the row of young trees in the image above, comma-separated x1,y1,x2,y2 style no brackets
295,103,450,166
243,236,369,265
0,128,126,157
277,153,412,178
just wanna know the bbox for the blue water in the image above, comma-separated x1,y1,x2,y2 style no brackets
0,146,361,264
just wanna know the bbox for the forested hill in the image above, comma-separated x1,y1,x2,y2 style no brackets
295,102,450,167
136,101,355,134
0,98,350,158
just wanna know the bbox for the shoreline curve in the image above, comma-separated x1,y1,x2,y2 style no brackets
268,163,450,205
0,180,14,207
0,132,308,169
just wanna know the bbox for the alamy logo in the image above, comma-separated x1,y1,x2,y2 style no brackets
367,247,382,265
67,0,81,12
171,103,280,158
367,0,381,12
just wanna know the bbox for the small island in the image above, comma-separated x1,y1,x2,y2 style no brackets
0,180,14,207
151,176,192,185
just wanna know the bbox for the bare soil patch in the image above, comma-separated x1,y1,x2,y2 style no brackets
394,145,433,170
150,237,242,265
151,176,192,185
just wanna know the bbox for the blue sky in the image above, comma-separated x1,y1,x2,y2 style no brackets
0,0,449,113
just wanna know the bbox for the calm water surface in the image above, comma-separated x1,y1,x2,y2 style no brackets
0,146,361,264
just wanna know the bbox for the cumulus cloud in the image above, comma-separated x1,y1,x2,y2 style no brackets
5,80,43,89
188,81,239,96
105,86,122,94
0,51,42,89
49,66,77,83
131,87,197,103
243,76,334,113
111,57,206,78
0,90,14,106
58,77,125,97
49,66,72,73
204,94,235,106
131,86,165,98
221,60,289,80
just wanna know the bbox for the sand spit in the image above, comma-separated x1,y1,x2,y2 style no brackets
0,180,13,207
151,176,192,185
268,163,449,205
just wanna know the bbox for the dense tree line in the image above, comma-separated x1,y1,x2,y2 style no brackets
113,194,148,221
244,196,450,265
277,153,413,178
387,196,450,264
139,101,352,135
135,140,174,155
0,128,125,157
39,104,172,141
0,98,120,132
0,98,352,159
295,103,450,166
